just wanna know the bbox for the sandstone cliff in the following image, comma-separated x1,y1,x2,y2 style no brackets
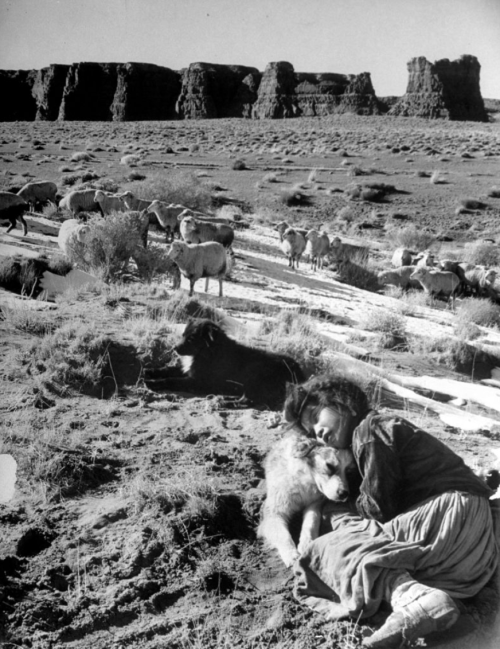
32,65,70,120
58,63,119,121
389,55,488,121
252,62,382,118
0,70,37,121
112,63,181,121
0,55,489,122
176,63,261,119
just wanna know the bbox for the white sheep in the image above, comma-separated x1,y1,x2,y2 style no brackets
391,247,415,268
377,266,421,290
94,190,126,215
179,215,235,248
464,266,497,297
58,219,91,257
329,236,369,266
281,227,306,270
146,200,186,241
17,181,57,211
274,220,308,242
413,250,435,267
59,189,101,215
118,191,152,212
0,191,29,235
167,240,229,297
410,266,460,308
305,230,330,270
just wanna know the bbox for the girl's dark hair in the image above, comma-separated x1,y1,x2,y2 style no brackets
284,372,372,430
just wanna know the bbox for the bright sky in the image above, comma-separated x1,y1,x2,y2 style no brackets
1,0,499,98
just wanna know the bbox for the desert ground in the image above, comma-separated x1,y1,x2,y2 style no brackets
1,113,500,649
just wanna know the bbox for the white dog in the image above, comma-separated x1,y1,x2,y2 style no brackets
258,432,356,568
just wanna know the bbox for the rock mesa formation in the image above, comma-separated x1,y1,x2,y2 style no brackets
252,61,382,118
389,55,487,122
0,55,488,122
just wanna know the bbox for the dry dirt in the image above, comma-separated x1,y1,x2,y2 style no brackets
1,115,500,649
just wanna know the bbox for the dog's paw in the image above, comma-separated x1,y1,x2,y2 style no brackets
297,537,313,556
284,549,301,568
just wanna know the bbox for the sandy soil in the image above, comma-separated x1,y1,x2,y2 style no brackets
1,116,500,649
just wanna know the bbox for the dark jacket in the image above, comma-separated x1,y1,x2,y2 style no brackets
351,412,493,523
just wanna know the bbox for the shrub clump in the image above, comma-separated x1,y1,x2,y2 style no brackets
279,186,311,207
463,241,500,267
337,255,381,293
455,298,500,330
21,323,111,396
361,309,407,350
231,159,247,171
392,225,435,252
124,171,213,212
66,213,144,282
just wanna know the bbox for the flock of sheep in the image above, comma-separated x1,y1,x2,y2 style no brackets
378,247,498,308
1,180,498,309
271,221,499,309
0,180,238,297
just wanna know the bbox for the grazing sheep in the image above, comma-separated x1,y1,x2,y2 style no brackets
305,230,330,270
0,191,29,235
329,236,369,265
410,266,460,308
413,250,435,267
94,190,126,215
118,191,152,212
179,215,235,248
146,200,186,241
464,266,498,297
167,240,229,297
58,219,91,257
377,265,421,290
17,181,57,210
59,189,101,215
281,227,306,270
391,247,415,268
274,221,308,242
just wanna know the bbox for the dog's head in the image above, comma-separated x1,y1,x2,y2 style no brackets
297,441,356,502
175,318,226,356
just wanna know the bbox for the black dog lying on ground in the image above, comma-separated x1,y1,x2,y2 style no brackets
145,318,306,408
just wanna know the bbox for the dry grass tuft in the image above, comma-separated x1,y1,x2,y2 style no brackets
392,225,435,252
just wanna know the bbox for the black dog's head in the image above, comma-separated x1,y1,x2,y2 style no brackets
175,318,228,356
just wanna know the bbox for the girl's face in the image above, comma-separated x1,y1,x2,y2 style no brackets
299,402,355,448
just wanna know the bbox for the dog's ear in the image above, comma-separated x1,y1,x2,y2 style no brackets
205,320,220,343
293,438,317,458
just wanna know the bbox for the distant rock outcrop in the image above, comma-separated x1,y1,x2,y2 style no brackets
58,63,119,121
176,62,261,119
32,65,70,120
0,69,37,121
111,63,181,121
389,55,488,122
252,61,382,118
0,55,488,122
